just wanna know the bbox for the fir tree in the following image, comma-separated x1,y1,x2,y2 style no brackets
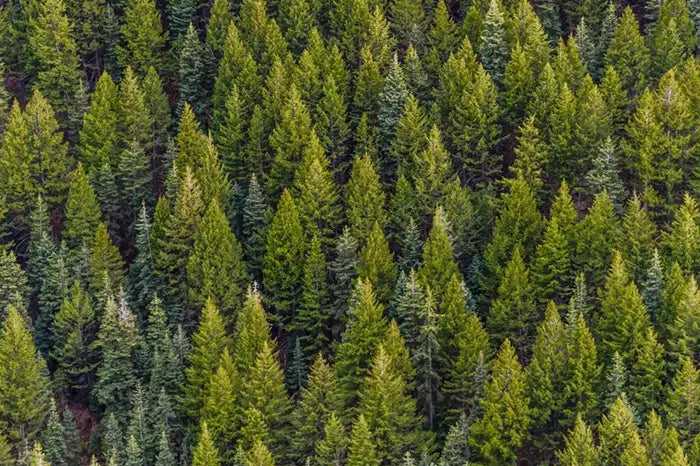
598,396,650,465
604,7,649,97
0,248,28,322
177,24,206,120
557,415,599,466
346,154,386,243
127,204,156,317
357,222,397,305
89,223,125,301
377,55,408,163
414,288,441,430
79,71,119,172
347,415,380,466
334,280,389,405
621,195,657,284
314,413,348,465
665,357,700,444
479,0,509,87
118,0,167,75
330,228,359,336
315,76,351,182
0,306,49,454
63,166,103,252
470,339,530,465
664,193,700,276
628,327,665,418
263,189,304,330
586,137,626,209
231,289,274,380
187,199,247,325
296,234,331,356
192,421,221,466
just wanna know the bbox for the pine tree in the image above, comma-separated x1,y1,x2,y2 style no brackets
28,0,81,126
334,280,389,404
127,204,156,317
192,421,221,466
118,0,167,75
357,222,397,305
628,327,665,418
51,281,98,399
487,245,537,358
315,76,351,182
621,195,657,284
664,193,700,276
0,306,49,453
187,199,247,325
292,354,344,462
346,154,386,243
586,137,625,208
0,248,29,323
27,442,50,466
294,133,341,250
263,189,304,330
358,345,422,464
575,190,621,291
155,430,176,466
183,298,230,420
330,228,358,337
347,415,380,466
377,55,408,164
479,0,509,87
40,399,66,466
94,295,140,422
470,339,530,464
231,289,274,380
561,311,599,429
89,223,125,301
414,288,441,431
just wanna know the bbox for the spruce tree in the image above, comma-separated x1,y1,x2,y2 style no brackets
664,193,700,276
192,421,221,466
0,306,49,453
557,415,599,465
315,76,351,182
89,223,125,301
41,402,67,466
598,396,650,465
604,7,649,97
314,413,348,465
231,289,274,380
628,327,665,418
330,228,358,337
296,234,331,357
177,24,206,120
414,288,441,430
377,54,408,163
263,189,304,330
479,0,509,87
79,71,119,172
0,248,29,323
665,357,700,444
469,339,530,464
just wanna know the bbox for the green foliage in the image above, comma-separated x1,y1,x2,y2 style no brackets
118,0,167,75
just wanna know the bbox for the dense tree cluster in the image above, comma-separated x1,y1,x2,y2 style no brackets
0,0,699,464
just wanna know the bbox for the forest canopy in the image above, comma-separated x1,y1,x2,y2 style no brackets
0,0,699,464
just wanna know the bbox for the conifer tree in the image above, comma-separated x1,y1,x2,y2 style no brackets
629,327,665,417
596,252,651,364
557,415,598,466
598,396,650,465
414,288,441,430
377,55,408,164
664,193,700,276
177,24,205,121
357,222,397,305
604,7,649,97
561,312,599,429
315,76,351,181
621,195,657,284
94,295,140,421
0,92,72,223
488,246,537,358
347,415,380,466
118,0,167,75
292,354,344,462
358,345,423,463
27,442,50,466
0,306,48,455
263,189,304,330
0,248,29,323
241,175,268,280
127,205,156,316
28,0,81,126
52,282,98,399
183,298,230,421
231,289,274,380
314,413,348,465
240,341,293,456
665,357,700,444
345,154,386,243
296,234,331,356
294,134,341,250
335,280,389,404
187,199,247,325
268,86,313,198
330,228,358,335
79,72,119,172
192,421,221,466
532,215,571,306
479,0,509,87
89,223,125,300
470,339,530,464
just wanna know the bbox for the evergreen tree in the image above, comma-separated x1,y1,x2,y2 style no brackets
0,248,29,323
127,204,156,317
51,281,98,399
187,199,247,325
242,175,269,280
335,280,389,404
598,396,650,465
314,413,348,466
118,0,167,75
0,306,49,454
665,357,700,444
183,298,230,421
586,137,626,209
330,228,359,337
231,289,274,380
41,402,67,466
347,415,380,466
346,154,386,243
192,421,221,466
79,71,119,172
377,55,408,163
557,415,599,466
177,24,206,120
63,163,102,251
357,222,397,305
89,223,125,301
664,193,700,276
414,288,441,430
629,327,665,418
263,189,304,330
28,0,81,127
315,76,351,181
470,339,530,465
94,295,140,422
604,7,649,97
479,0,509,87
296,234,331,356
